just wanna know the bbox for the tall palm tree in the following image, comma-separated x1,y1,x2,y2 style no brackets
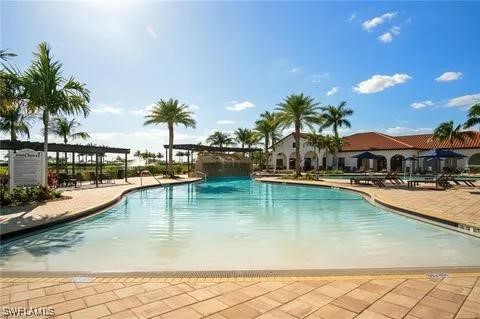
22,42,90,186
255,111,281,171
206,131,233,147
304,130,324,170
234,128,252,149
431,121,473,148
464,103,480,130
321,101,353,169
276,93,320,177
49,117,90,172
0,105,31,141
144,98,196,175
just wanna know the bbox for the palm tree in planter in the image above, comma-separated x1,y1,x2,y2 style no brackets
206,131,234,147
22,42,90,186
276,94,320,177
254,111,281,171
49,117,90,172
320,101,353,169
464,103,480,130
0,105,32,141
144,98,196,176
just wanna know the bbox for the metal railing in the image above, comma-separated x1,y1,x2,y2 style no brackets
140,170,162,186
196,171,207,181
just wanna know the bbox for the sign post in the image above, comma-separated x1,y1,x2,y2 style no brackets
9,149,45,192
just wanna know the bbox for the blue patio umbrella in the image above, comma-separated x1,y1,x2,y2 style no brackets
352,152,378,173
418,149,465,174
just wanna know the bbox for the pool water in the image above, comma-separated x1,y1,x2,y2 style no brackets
1,177,479,271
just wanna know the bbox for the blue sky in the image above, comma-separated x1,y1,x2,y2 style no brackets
2,1,480,153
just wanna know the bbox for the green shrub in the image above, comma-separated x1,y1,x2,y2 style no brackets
1,186,63,207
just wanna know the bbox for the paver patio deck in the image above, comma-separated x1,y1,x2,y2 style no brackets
257,177,480,235
0,176,200,237
0,274,479,318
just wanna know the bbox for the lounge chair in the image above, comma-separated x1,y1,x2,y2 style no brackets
407,173,452,190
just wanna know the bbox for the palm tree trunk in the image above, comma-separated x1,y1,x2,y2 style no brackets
42,110,49,187
264,137,269,172
168,121,174,176
10,125,16,141
333,124,338,170
295,122,300,178
64,137,68,173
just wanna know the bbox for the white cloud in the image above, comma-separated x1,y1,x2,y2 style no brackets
290,67,302,74
145,25,157,39
446,93,480,108
311,72,330,83
349,13,356,21
127,103,155,116
435,71,463,82
326,86,340,96
362,12,397,31
91,103,124,115
378,26,401,43
378,32,393,43
217,120,236,125
226,101,255,111
410,100,434,109
384,127,432,135
354,73,411,94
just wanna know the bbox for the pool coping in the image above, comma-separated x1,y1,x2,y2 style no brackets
2,266,480,279
256,178,480,238
0,178,201,240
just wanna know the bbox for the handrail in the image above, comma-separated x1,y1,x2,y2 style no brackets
196,171,207,181
140,170,162,186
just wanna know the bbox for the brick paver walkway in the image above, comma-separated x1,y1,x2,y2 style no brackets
257,177,480,233
1,274,479,319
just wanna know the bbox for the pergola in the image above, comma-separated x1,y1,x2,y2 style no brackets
163,144,261,173
1,140,130,187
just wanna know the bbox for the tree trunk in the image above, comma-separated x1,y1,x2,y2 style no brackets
168,121,174,176
295,122,301,178
333,124,338,170
42,110,49,187
64,137,68,173
264,136,269,172
10,125,16,141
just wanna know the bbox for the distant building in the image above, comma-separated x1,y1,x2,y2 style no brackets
269,131,480,172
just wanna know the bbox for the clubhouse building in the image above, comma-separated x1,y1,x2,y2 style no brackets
270,131,480,173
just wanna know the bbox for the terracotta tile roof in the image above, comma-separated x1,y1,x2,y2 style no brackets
396,132,480,149
341,132,414,151
341,131,480,151
271,131,480,151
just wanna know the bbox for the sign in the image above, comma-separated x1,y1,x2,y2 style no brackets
9,149,45,190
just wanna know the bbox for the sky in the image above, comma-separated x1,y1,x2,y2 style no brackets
2,1,480,155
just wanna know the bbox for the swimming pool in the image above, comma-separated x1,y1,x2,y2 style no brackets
1,177,479,271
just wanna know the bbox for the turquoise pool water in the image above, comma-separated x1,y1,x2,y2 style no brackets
1,177,479,271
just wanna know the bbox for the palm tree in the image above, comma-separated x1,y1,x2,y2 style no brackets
464,103,480,130
304,131,324,170
0,105,31,141
234,128,252,149
206,131,233,147
431,121,473,148
254,111,281,171
144,98,196,176
321,101,353,169
49,117,90,172
22,42,90,186
276,93,320,177
0,49,17,61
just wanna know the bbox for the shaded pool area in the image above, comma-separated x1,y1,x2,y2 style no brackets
1,177,479,271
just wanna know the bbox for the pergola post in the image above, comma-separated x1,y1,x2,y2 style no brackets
55,152,59,175
95,153,99,188
124,153,128,182
187,150,190,177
